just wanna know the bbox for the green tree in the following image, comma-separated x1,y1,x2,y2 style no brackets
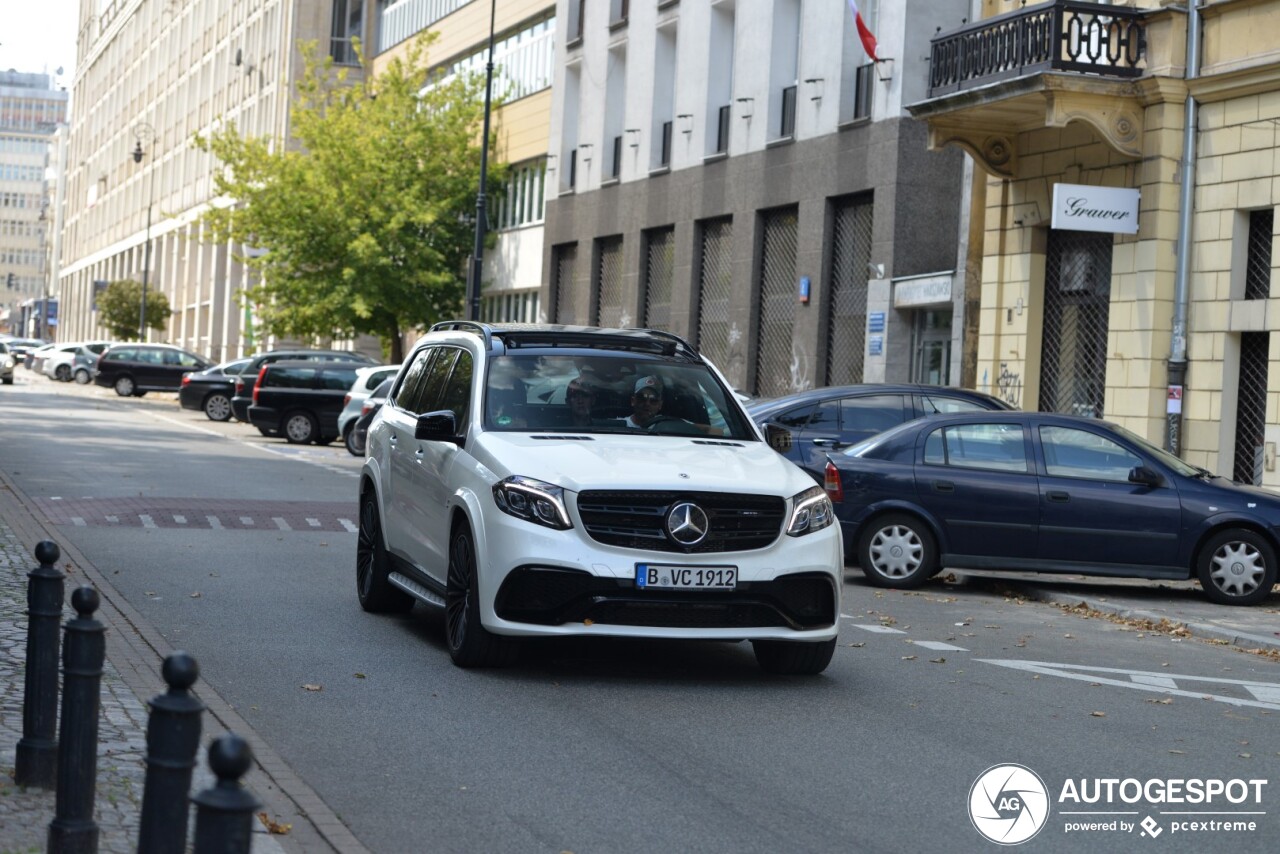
196,35,506,362
97,279,171,341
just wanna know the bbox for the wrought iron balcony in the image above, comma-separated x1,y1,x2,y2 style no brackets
927,0,1146,98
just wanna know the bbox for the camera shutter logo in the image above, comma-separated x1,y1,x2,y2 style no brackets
969,764,1050,845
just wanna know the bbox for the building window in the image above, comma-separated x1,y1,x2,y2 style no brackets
652,23,677,169
424,16,557,103
1233,331,1269,485
696,218,733,368
643,227,675,331
594,236,626,328
768,0,801,142
330,0,363,65
1245,208,1273,300
1039,230,1112,418
604,46,627,181
494,158,548,231
481,288,540,323
755,207,800,397
705,3,735,156
826,196,873,385
552,242,578,323
378,0,471,54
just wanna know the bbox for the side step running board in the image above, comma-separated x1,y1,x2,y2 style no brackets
388,572,446,608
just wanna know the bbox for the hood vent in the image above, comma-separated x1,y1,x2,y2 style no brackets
691,439,744,448
530,434,595,441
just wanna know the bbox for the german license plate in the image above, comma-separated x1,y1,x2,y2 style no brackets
635,564,737,591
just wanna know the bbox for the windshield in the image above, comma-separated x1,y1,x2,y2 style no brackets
484,353,757,440
1109,424,1201,477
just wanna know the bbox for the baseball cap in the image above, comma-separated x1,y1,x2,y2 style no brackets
634,375,662,394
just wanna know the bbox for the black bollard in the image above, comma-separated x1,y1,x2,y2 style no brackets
137,652,205,854
48,586,106,854
16,540,63,789
192,734,263,854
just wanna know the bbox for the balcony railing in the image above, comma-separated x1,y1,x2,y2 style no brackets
927,0,1146,98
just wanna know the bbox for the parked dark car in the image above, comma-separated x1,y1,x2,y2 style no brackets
179,357,253,421
345,377,393,456
231,349,378,428
247,360,362,444
93,344,213,396
746,384,1013,481
825,410,1280,606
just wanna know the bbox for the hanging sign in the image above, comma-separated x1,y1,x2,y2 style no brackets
1051,183,1140,234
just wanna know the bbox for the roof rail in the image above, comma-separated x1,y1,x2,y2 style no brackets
429,320,492,350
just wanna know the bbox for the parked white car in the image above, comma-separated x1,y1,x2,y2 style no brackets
358,322,842,673
42,341,113,382
337,363,402,454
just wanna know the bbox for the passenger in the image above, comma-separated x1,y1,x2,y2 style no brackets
565,377,597,427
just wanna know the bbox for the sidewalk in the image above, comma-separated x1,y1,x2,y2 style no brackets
0,441,366,852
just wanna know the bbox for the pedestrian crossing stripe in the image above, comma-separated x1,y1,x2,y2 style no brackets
977,659,1280,711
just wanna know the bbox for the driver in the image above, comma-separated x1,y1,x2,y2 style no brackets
624,375,666,429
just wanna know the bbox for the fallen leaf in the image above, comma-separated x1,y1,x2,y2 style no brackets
1090,711,1106,717
929,657,946,664
845,642,865,648
302,684,322,692
1169,750,1185,755
1145,698,1173,705
902,655,917,661
1063,633,1074,639
984,625,1000,629
257,813,292,835
190,592,202,598
583,619,593,626
354,673,366,679
1240,753,1252,759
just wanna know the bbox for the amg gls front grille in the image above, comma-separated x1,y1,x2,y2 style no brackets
576,490,785,553
495,566,836,630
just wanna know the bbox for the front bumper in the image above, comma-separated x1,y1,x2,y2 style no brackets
475,507,843,641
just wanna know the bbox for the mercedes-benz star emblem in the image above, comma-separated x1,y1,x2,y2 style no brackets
666,502,709,546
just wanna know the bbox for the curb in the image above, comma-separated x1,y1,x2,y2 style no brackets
998,582,1280,654
0,467,370,854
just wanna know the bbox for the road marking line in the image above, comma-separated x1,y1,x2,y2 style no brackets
239,516,254,526
273,517,291,531
1130,674,1178,690
140,515,156,529
851,624,907,634
173,515,187,524
70,517,86,527
207,516,223,530
1246,685,1280,703
978,659,1280,711
306,518,321,527
338,518,357,533
912,641,967,651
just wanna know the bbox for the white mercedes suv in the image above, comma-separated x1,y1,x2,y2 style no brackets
357,323,842,674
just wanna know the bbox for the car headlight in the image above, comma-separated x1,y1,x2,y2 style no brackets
786,485,834,537
2,357,13,369
492,475,573,530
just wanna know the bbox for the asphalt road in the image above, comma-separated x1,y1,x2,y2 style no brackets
2,373,1278,853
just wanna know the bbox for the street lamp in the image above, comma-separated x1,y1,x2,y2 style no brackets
131,122,156,341
466,0,498,322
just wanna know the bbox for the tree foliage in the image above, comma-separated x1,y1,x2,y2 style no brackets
97,279,172,341
196,35,505,362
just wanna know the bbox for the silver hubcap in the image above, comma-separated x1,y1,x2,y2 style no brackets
116,377,133,395
206,395,231,420
286,415,312,441
1209,541,1265,597
869,524,923,578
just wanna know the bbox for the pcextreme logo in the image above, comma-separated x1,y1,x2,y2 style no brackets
969,764,1051,845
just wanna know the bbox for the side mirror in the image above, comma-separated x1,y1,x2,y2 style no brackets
764,423,793,453
415,410,459,443
1128,465,1162,488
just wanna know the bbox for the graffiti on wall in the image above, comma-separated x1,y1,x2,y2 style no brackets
996,362,1023,408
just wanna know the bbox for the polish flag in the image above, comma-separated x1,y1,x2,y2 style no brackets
848,0,879,62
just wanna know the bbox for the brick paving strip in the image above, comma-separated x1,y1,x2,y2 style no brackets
0,468,370,854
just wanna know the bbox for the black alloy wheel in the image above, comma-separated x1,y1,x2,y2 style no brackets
55,364,71,381
355,494,412,613
445,526,518,668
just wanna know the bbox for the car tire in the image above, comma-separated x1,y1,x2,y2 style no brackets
343,423,363,457
54,364,71,381
315,435,336,446
858,513,938,589
73,368,91,384
752,638,837,675
355,494,412,614
203,392,233,421
113,375,136,397
1,377,12,386
282,411,318,444
445,525,519,668
1195,528,1278,606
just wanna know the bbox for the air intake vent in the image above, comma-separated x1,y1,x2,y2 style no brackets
691,439,744,447
530,435,595,441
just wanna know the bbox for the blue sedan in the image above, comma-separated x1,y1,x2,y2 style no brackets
823,411,1279,606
